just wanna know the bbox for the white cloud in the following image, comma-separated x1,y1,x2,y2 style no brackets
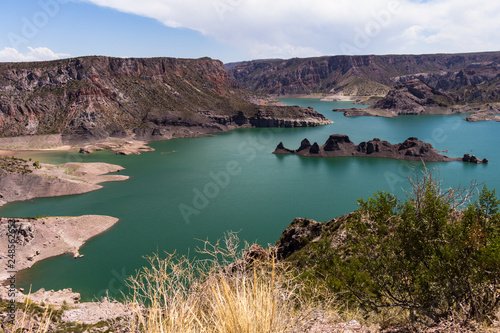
80,0,500,58
0,47,70,62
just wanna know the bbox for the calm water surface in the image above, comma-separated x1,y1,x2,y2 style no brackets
1,99,497,300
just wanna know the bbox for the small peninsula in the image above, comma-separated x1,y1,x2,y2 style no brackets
0,156,129,207
273,134,488,163
0,156,129,283
0,215,120,282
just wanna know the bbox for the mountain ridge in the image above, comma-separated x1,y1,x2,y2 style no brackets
226,51,500,101
0,56,331,142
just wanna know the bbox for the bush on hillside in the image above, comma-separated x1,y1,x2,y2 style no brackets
331,170,500,324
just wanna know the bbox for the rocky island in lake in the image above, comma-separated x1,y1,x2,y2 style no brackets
273,134,488,163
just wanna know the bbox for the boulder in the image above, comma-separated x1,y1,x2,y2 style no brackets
296,138,312,152
309,142,320,154
358,142,367,153
272,142,294,154
79,146,97,154
243,244,268,263
275,218,323,260
224,244,269,275
366,141,376,154
324,134,353,151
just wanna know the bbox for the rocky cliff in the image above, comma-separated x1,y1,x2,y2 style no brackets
227,52,500,101
369,79,456,115
0,56,330,141
336,79,500,118
273,134,487,163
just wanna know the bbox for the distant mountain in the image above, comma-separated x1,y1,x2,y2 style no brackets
0,56,330,140
226,52,500,102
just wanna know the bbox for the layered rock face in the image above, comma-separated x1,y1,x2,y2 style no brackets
337,79,499,118
371,79,456,115
227,52,500,102
392,67,500,103
0,56,330,140
274,134,486,162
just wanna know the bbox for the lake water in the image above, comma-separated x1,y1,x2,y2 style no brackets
1,99,497,301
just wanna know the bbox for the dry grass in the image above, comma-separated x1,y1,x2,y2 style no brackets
7,232,499,332
125,232,329,333
3,297,53,333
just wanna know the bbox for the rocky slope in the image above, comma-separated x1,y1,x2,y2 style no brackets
227,52,500,101
335,79,500,118
366,79,457,116
0,56,330,142
393,66,500,104
273,134,487,163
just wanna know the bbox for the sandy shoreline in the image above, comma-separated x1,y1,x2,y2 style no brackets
0,146,76,159
0,215,120,282
0,138,139,287
273,93,377,102
0,159,130,283
0,153,133,324
0,161,130,208
0,136,155,157
0,214,133,326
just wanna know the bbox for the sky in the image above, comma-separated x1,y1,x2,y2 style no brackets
0,0,499,63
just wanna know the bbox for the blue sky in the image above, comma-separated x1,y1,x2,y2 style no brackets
0,0,499,63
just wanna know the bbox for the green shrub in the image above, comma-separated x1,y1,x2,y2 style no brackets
330,171,500,324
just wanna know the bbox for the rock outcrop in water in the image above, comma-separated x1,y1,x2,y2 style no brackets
273,134,487,163
0,56,331,142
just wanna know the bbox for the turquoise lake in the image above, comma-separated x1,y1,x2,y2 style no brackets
0,98,498,301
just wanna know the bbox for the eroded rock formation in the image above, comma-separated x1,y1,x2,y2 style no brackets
274,134,487,163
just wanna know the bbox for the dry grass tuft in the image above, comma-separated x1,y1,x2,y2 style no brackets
125,232,330,333
3,297,53,333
